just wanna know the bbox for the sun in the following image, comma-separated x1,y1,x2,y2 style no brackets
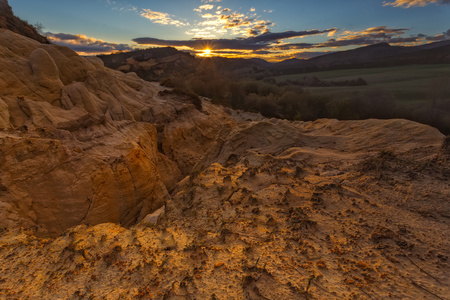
204,48,211,55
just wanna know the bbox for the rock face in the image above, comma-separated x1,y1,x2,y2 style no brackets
0,115,448,299
0,29,232,235
0,125,170,235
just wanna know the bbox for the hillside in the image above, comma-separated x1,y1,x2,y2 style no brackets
0,24,449,300
270,41,450,74
0,0,48,44
98,47,198,82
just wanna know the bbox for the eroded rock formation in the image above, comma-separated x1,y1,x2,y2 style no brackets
0,24,449,299
0,29,234,235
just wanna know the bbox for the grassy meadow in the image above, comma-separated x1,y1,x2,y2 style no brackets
165,63,450,134
276,64,450,103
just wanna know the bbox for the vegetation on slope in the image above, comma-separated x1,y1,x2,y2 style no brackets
0,0,49,44
161,60,450,134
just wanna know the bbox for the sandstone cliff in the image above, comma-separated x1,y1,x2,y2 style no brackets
0,28,235,236
0,25,449,299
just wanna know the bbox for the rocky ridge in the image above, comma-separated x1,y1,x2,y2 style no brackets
0,27,449,299
0,28,240,236
0,0,48,43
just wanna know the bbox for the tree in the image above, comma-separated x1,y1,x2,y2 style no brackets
33,22,45,34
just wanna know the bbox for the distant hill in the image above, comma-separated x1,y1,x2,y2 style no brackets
99,40,450,80
98,47,198,81
270,41,450,74
0,0,49,44
98,47,272,81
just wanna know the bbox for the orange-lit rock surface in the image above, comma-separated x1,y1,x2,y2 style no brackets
0,25,449,299
0,29,233,235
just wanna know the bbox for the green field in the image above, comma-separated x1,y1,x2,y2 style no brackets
276,64,450,103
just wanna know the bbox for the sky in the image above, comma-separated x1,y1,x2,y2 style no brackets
8,0,450,61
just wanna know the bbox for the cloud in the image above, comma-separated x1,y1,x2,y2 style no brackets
46,32,132,55
194,4,214,12
316,26,412,47
250,29,336,43
362,26,408,34
383,0,450,7
140,9,187,26
426,28,450,40
189,7,276,38
202,0,221,2
220,13,252,29
314,26,450,48
104,0,137,12
202,14,215,19
149,24,449,60
272,43,317,50
133,28,337,51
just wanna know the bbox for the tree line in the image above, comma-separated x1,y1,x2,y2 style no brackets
161,59,450,135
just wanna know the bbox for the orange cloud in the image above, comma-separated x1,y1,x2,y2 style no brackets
46,32,132,55
140,9,187,27
191,9,274,39
383,0,450,7
194,4,214,12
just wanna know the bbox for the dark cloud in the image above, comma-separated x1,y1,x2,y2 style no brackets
252,50,274,55
363,26,408,34
273,43,316,50
46,32,133,54
133,29,336,51
317,38,375,48
426,28,450,41
314,26,413,48
133,37,263,50
247,29,259,36
316,26,449,48
46,33,82,41
388,36,423,43
209,50,247,54
250,29,336,43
